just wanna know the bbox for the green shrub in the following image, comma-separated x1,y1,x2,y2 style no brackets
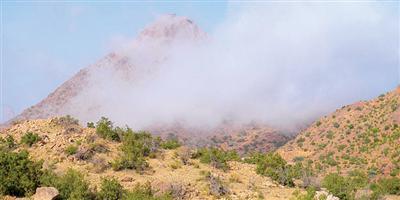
20,132,41,147
96,117,120,141
322,173,355,200
255,152,295,186
98,178,125,200
293,156,305,163
326,131,334,139
243,152,267,164
42,169,93,200
65,145,78,155
293,187,316,200
124,182,172,200
0,135,16,151
333,122,340,128
112,131,155,172
348,170,368,188
193,148,239,171
160,139,181,150
370,177,400,199
0,150,43,197
87,122,95,128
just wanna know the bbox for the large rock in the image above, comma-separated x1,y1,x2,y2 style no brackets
32,187,59,200
315,190,339,200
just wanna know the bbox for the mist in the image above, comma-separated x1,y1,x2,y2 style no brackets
63,2,399,132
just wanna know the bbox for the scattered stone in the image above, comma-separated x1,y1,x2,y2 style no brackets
75,146,94,160
315,190,339,200
121,177,134,182
32,187,59,200
355,189,373,200
208,174,229,197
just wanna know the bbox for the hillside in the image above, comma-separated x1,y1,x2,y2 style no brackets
148,122,290,155
279,86,400,179
0,117,298,200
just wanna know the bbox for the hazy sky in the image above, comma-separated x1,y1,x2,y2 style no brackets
1,1,399,123
2,1,228,122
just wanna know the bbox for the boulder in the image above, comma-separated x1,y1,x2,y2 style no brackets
32,187,59,200
315,190,340,200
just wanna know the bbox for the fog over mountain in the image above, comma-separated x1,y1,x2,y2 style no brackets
10,3,399,132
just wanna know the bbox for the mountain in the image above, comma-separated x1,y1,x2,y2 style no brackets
10,14,205,123
278,86,400,179
7,14,290,151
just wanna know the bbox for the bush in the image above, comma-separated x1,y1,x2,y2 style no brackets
42,169,93,200
0,150,43,197
20,132,41,147
57,115,79,126
112,131,155,172
243,152,267,164
124,182,172,200
160,139,181,150
0,135,16,151
293,187,316,200
65,145,78,155
255,152,295,186
322,173,355,200
370,177,400,199
87,122,95,128
98,178,125,200
96,117,120,141
333,122,340,128
193,148,239,171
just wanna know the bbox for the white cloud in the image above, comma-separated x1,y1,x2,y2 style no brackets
63,3,399,132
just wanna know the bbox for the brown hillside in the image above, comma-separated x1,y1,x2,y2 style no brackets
278,86,400,179
1,118,298,200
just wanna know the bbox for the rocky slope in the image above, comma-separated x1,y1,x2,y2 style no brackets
1,118,298,200
279,86,400,179
10,14,204,124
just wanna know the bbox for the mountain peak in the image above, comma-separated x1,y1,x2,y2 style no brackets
138,14,206,41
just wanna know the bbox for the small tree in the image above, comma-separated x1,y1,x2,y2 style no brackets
20,132,41,147
98,178,125,200
96,117,120,141
0,150,43,197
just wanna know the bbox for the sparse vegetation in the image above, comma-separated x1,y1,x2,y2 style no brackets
41,169,93,200
98,178,125,200
160,139,181,149
124,182,172,200
0,150,43,197
65,145,78,155
370,177,400,199
193,147,239,171
96,117,120,141
87,122,95,128
112,130,156,172
20,132,41,147
0,135,16,151
255,152,298,186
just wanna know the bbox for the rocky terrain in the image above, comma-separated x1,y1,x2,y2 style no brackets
0,118,298,200
279,86,400,180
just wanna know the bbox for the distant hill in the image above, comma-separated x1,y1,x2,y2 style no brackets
279,86,400,179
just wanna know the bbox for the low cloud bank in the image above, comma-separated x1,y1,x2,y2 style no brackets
65,2,399,132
